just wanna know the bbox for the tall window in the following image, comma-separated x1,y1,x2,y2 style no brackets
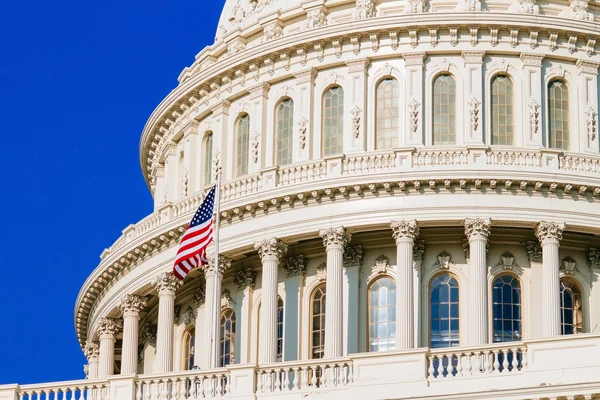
492,275,522,342
430,274,459,348
183,328,195,370
491,75,514,145
277,297,284,361
548,79,570,150
235,114,250,177
560,279,583,335
322,87,344,156
203,132,213,185
276,99,294,166
311,285,326,359
376,79,399,149
433,74,456,145
368,277,396,352
220,309,236,367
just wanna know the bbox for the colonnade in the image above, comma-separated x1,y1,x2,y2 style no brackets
84,219,567,378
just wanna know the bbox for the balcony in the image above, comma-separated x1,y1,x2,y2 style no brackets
4,334,600,400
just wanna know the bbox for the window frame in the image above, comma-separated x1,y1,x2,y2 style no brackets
182,327,196,370
321,86,345,157
375,78,400,150
203,131,213,186
560,277,584,335
491,273,522,343
546,78,571,151
428,272,460,349
275,98,294,166
431,73,458,146
219,308,236,367
234,113,250,177
367,275,397,353
309,284,327,360
490,74,516,146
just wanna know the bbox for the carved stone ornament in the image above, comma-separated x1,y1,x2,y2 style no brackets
306,7,327,29
233,268,257,291
83,341,100,359
586,106,597,142
251,131,260,163
263,22,283,42
193,286,206,307
151,272,183,295
174,305,181,324
96,317,123,338
255,237,288,261
406,0,428,13
282,254,308,277
497,251,519,270
456,0,481,11
464,218,491,241
374,254,390,274
535,221,566,244
561,256,578,275
141,323,157,347
119,294,147,315
221,289,235,309
316,262,327,281
390,220,420,243
181,306,197,326
355,0,376,19
181,169,189,197
413,240,426,261
560,0,593,20
83,364,89,378
433,250,455,270
227,38,246,55
408,99,420,134
229,3,245,24
320,227,352,250
213,149,222,180
587,248,600,269
207,255,233,276
298,117,308,149
528,98,540,135
344,245,364,268
468,98,481,132
509,0,539,13
526,241,543,263
351,105,362,139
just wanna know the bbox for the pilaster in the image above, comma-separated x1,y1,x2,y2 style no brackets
343,245,363,355
233,268,256,364
210,100,231,180
162,143,178,204
403,52,426,146
294,68,317,162
248,83,270,174
345,58,371,152
520,53,544,147
282,255,307,361
181,121,200,194
462,51,485,145
576,60,599,153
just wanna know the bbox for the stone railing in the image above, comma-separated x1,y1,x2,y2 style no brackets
4,335,600,400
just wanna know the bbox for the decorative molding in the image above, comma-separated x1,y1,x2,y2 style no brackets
413,240,426,261
255,237,288,261
351,105,362,139
587,248,600,269
251,131,260,164
535,221,566,243
355,0,376,19
456,0,481,11
221,289,235,309
374,254,390,274
233,268,257,291
576,59,600,74
174,305,181,324
433,250,455,270
151,272,183,296
496,251,519,270
586,106,597,142
509,0,539,14
528,98,541,136
408,99,420,134
403,52,426,66
298,117,308,149
316,262,327,281
545,64,571,79
263,21,283,42
520,52,544,66
462,50,485,64
560,0,592,21
193,286,205,307
468,97,481,132
406,0,428,13
282,254,308,277
344,245,364,268
207,254,233,276
561,256,578,275
320,227,351,250
306,6,327,29
526,241,543,263
119,294,147,315
181,306,196,326
141,323,157,347
390,220,420,243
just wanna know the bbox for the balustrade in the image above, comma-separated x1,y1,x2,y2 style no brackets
17,381,110,400
343,152,396,174
136,370,230,400
278,161,327,186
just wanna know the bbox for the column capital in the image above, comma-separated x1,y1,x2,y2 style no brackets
119,294,147,316
151,272,183,296
344,245,364,268
465,218,491,241
84,341,100,359
526,240,542,263
96,317,123,339
255,238,288,261
390,220,420,243
193,286,206,307
282,254,308,277
535,221,566,244
207,254,232,277
141,323,158,347
319,227,351,250
233,268,257,291
413,240,426,261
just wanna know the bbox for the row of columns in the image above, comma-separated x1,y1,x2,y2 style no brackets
84,219,567,377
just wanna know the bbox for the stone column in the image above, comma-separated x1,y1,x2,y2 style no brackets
536,221,566,337
255,238,288,363
119,294,147,375
203,255,232,368
84,341,100,380
282,255,308,361
465,218,491,345
319,227,351,358
233,268,256,364
390,220,420,349
96,317,123,378
413,240,426,347
151,272,182,373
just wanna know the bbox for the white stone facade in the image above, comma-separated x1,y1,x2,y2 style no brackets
4,0,600,399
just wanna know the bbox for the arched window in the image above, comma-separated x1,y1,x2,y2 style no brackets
203,132,213,185
276,99,294,166
433,74,456,145
560,278,583,335
235,114,250,177
368,277,396,352
430,274,459,348
322,87,344,156
183,328,195,370
548,79,570,150
220,309,236,367
277,297,284,361
491,75,514,145
376,79,399,149
310,285,326,359
492,275,522,342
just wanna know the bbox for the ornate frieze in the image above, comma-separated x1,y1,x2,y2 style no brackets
433,250,455,270
351,105,362,139
456,0,481,11
560,0,593,20
406,0,428,13
83,341,100,359
282,254,308,277
464,218,491,241
263,22,283,42
233,268,257,290
141,323,157,347
306,6,327,29
390,220,420,243
96,317,123,338
587,248,600,269
119,294,147,315
355,0,376,19
255,238,288,261
207,255,233,276
413,240,426,261
320,227,351,250
373,254,390,274
344,245,364,268
193,286,206,307
561,256,578,275
497,251,519,270
526,241,543,263
151,272,183,296
510,0,539,13
535,221,566,243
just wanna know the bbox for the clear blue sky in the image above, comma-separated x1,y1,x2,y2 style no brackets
0,1,222,385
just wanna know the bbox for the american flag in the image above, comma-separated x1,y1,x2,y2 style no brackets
173,186,216,280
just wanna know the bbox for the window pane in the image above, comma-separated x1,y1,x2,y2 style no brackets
492,275,522,342
548,80,570,150
376,79,399,149
368,277,397,352
433,75,456,145
491,76,514,145
203,133,213,185
235,115,250,177
276,99,294,166
561,279,583,335
219,309,236,367
311,285,326,359
323,87,344,156
430,274,459,348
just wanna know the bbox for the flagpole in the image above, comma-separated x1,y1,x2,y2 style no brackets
210,171,222,369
